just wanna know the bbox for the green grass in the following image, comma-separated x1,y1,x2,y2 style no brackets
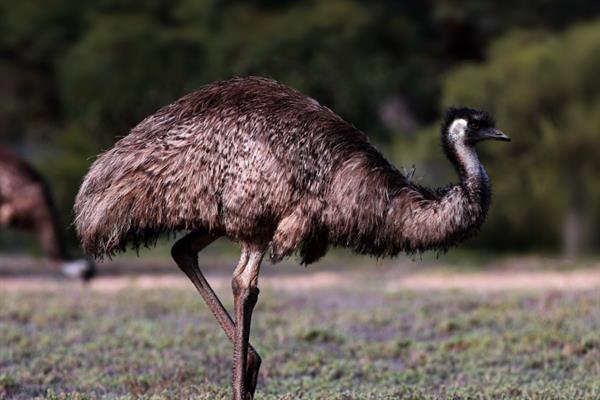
2,279,600,399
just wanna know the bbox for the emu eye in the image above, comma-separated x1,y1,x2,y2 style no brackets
468,121,480,130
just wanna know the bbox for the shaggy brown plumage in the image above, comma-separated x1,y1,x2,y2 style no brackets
0,146,66,260
0,146,95,280
75,77,500,263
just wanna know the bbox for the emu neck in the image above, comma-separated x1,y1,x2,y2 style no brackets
386,140,491,254
450,140,490,202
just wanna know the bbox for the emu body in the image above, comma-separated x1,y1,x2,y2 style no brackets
77,77,490,260
0,146,95,280
75,77,508,399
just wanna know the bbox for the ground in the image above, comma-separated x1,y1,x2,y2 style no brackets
1,255,600,399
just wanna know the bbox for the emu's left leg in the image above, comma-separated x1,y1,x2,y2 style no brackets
231,245,264,400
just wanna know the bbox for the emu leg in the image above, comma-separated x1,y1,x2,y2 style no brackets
0,204,13,226
231,247,264,400
171,232,262,396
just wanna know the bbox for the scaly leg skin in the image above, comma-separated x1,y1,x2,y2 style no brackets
231,247,264,400
171,233,262,398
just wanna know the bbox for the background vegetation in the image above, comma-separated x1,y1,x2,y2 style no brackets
1,0,600,256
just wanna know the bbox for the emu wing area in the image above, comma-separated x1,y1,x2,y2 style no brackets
74,77,380,260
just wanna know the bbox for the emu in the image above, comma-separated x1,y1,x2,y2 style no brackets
0,146,95,280
75,77,509,399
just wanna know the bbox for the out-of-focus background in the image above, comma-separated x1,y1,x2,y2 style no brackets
1,0,600,257
2,1,600,399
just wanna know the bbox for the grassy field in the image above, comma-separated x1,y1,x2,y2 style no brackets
1,260,600,399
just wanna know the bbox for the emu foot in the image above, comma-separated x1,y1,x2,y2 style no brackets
61,260,97,282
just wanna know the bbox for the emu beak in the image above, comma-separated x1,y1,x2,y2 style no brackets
478,128,511,142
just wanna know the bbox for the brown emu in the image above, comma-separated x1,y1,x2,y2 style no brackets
0,146,95,280
75,77,509,399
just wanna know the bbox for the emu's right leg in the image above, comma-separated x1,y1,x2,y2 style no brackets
171,231,262,397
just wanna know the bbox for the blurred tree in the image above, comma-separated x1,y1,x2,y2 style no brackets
198,0,429,134
0,0,85,143
443,23,600,256
432,0,600,60
58,14,204,150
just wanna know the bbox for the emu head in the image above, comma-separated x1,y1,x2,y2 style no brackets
442,107,510,148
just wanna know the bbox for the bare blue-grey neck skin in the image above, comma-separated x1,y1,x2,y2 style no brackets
443,107,510,206
387,107,510,254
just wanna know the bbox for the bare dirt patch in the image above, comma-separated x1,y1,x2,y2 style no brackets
390,269,600,291
2,261,600,293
